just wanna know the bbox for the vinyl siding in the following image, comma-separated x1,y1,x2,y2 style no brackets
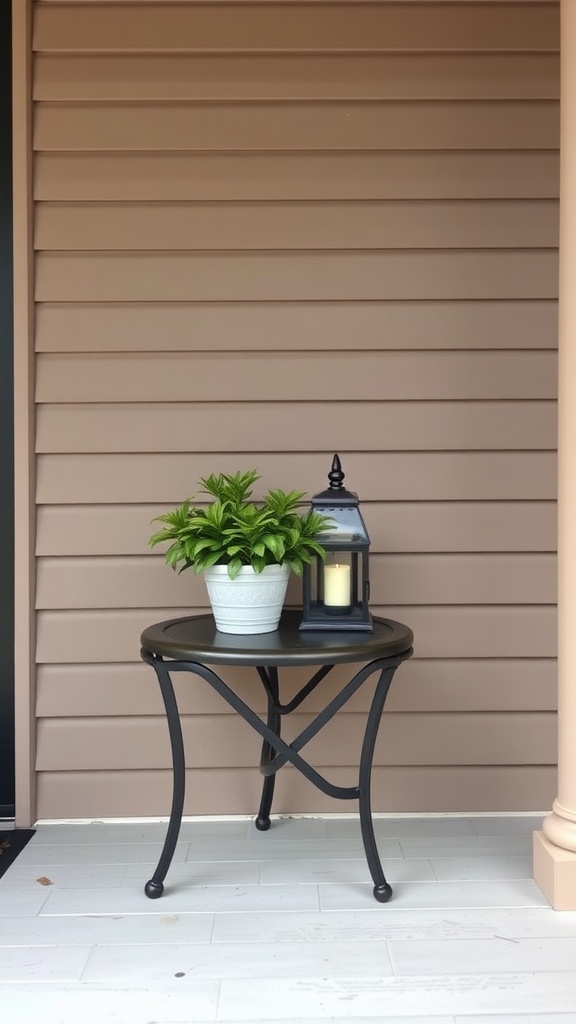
31,0,559,819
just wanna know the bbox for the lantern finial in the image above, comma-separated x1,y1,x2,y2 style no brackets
312,455,357,506
328,454,345,490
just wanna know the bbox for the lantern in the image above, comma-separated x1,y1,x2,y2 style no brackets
300,454,373,633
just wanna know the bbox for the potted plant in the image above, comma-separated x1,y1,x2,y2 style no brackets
149,470,332,634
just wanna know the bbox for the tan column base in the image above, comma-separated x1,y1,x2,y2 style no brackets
533,831,576,909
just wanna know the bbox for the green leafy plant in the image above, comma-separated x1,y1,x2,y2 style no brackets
149,470,332,579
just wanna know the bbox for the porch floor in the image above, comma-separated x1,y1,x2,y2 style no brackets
2,814,576,1023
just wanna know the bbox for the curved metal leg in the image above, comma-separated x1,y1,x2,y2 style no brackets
358,666,396,903
144,659,186,898
256,668,280,831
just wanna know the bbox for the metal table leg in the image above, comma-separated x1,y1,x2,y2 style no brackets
357,665,396,902
255,667,280,831
141,652,186,899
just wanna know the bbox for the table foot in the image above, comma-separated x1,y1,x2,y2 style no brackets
373,883,393,903
144,879,164,899
256,775,276,829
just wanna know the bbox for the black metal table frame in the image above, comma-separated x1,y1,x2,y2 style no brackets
140,619,412,903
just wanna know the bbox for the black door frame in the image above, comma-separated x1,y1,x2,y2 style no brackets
0,0,15,818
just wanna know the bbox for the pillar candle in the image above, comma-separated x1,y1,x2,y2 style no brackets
323,563,351,607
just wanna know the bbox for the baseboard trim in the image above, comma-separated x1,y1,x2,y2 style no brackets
34,810,548,826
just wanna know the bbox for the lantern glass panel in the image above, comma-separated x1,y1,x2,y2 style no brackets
319,506,368,547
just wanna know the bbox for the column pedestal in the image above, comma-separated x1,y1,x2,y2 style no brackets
535,800,576,908
534,832,576,911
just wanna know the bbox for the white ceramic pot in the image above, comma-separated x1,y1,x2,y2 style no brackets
202,563,290,634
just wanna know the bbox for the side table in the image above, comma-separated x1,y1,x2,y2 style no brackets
140,610,413,903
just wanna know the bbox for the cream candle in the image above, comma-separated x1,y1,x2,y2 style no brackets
323,563,351,607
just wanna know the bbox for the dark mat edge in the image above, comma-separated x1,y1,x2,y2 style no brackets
0,830,36,878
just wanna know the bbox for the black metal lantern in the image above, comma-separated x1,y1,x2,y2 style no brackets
300,454,373,633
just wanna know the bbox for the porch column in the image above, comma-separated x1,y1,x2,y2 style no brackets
533,0,576,910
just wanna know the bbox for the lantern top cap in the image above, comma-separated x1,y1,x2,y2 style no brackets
311,454,359,507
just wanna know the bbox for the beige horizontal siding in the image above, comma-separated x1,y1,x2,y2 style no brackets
35,502,557,555
32,2,560,53
35,765,558,818
34,101,560,152
34,200,559,251
35,712,557,770
34,251,558,303
35,352,558,403
34,53,561,102
35,659,558,717
35,452,558,503
34,300,558,353
36,402,557,453
34,152,560,202
34,765,559,820
35,607,557,663
30,0,560,819
34,553,557,609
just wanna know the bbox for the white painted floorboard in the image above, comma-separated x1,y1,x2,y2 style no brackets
2,815,576,1023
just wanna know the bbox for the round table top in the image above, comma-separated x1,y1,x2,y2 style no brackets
140,610,413,667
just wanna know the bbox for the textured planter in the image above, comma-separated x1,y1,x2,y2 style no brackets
202,564,290,634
